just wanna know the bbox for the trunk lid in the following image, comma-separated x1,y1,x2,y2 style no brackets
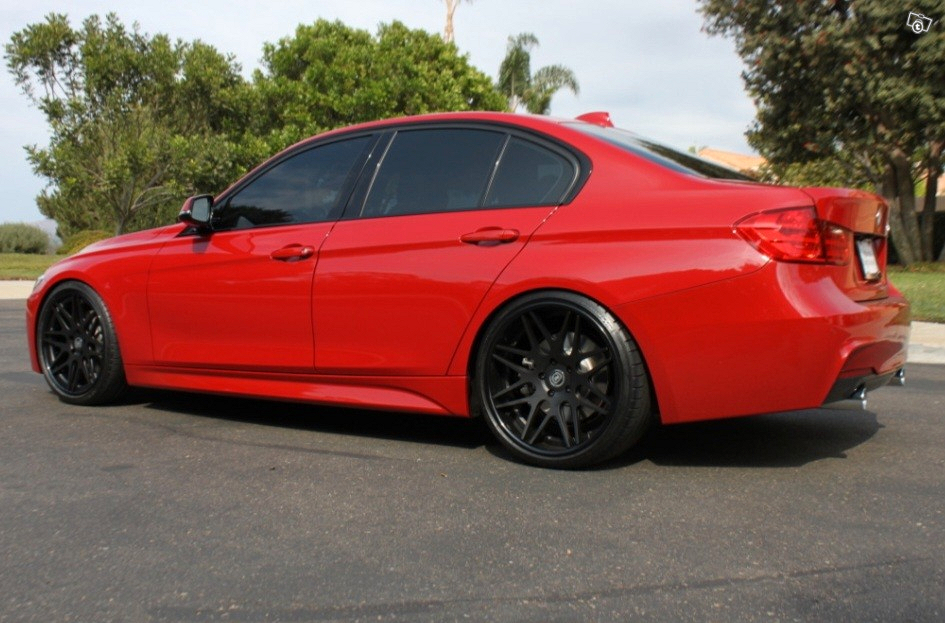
801,187,889,302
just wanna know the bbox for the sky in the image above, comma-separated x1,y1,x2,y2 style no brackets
0,0,758,225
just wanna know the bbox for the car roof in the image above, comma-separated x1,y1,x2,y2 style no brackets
301,111,574,143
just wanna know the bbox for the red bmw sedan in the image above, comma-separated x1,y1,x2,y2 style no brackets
26,111,910,468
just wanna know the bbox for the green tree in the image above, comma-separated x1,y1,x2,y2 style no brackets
498,33,579,114
253,20,506,150
699,1,945,265
6,13,259,237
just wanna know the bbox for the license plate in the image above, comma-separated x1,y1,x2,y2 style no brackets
856,238,881,281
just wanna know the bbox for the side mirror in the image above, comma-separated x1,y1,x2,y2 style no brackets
178,195,213,232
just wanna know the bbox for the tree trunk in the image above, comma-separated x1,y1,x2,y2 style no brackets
891,150,924,262
921,166,939,262
924,142,943,264
882,163,917,266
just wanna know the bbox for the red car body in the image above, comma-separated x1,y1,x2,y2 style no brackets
26,111,910,466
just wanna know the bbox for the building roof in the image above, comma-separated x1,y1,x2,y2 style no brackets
696,148,766,174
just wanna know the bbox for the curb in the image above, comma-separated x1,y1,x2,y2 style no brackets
0,281,34,300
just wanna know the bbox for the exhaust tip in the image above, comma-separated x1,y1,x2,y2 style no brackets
824,385,868,411
890,368,906,387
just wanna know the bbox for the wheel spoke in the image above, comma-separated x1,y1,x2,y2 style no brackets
66,359,80,391
519,401,541,442
50,356,70,375
527,311,554,348
494,396,533,410
491,352,528,374
554,404,573,448
81,357,97,385
495,343,529,358
575,394,609,415
580,379,612,407
42,334,69,349
68,296,80,328
571,313,583,356
577,347,607,365
526,412,555,445
519,313,539,352
54,304,74,331
80,310,97,337
572,402,582,442
491,379,528,401
586,356,612,372
556,310,573,354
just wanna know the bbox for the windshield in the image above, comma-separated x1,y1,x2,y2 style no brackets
567,123,755,181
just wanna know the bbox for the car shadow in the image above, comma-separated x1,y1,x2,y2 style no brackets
137,389,881,469
606,408,883,469
136,389,492,451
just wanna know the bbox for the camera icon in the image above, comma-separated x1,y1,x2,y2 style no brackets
907,11,933,33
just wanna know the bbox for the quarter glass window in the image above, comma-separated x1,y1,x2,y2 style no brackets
485,138,575,207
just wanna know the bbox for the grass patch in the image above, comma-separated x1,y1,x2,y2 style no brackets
0,253,59,280
888,262,945,274
888,265,945,323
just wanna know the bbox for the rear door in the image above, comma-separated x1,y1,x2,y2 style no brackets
313,126,581,375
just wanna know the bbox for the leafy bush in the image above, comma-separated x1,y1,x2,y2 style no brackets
59,230,112,255
0,223,50,254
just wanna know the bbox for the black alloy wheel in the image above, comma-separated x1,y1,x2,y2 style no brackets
37,281,127,405
475,292,651,468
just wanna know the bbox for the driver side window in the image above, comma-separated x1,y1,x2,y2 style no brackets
214,136,371,230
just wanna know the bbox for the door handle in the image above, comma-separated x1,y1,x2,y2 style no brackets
460,228,520,246
270,245,315,261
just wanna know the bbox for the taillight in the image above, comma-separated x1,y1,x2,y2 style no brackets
735,207,852,265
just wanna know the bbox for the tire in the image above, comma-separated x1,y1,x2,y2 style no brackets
36,281,128,405
474,292,651,468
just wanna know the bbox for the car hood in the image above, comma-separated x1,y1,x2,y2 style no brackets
73,224,183,258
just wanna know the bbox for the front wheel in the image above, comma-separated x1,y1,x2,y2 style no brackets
36,281,127,405
474,292,651,468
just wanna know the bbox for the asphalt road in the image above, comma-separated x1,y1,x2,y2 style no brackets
2,299,944,622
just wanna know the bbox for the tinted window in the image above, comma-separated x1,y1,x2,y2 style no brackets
216,136,371,229
567,123,754,181
485,137,575,207
362,129,504,218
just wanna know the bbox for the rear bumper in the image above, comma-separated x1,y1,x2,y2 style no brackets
617,262,910,424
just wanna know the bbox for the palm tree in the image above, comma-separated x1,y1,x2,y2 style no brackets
498,33,579,114
442,0,474,44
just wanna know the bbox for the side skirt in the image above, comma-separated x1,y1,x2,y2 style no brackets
124,364,471,417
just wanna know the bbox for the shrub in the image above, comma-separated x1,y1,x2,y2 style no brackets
0,223,50,254
59,230,113,255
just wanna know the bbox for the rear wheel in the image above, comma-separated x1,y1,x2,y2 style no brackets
36,281,127,405
474,292,651,468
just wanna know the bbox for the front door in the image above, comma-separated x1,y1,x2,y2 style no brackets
148,135,374,371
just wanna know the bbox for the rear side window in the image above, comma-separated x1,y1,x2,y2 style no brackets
485,137,575,207
362,129,505,218
215,136,371,230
